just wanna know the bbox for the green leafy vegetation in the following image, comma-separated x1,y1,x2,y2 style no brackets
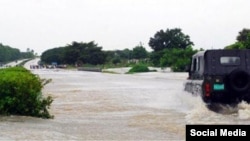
0,43,35,64
225,28,250,49
41,41,150,69
132,45,149,59
40,27,250,73
149,28,194,51
41,41,105,66
148,28,198,71
160,47,199,72
127,64,150,73
0,67,53,119
40,28,197,72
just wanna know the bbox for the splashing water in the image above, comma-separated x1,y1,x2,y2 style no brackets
237,101,250,120
185,98,250,124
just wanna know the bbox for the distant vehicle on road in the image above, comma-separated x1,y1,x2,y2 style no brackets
184,49,250,108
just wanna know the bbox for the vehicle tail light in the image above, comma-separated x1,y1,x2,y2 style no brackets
204,83,211,97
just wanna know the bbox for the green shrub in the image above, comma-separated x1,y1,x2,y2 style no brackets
0,67,53,119
128,64,150,73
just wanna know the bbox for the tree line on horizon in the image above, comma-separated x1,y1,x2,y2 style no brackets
40,27,200,71
1,28,250,71
0,43,35,65
40,41,149,67
40,27,250,71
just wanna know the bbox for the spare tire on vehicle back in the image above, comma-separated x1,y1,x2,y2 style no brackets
228,69,250,92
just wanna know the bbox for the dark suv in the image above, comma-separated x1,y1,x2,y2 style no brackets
184,49,250,106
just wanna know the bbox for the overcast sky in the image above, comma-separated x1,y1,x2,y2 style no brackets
0,0,250,54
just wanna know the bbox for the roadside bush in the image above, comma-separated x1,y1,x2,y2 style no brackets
128,64,150,73
0,67,53,119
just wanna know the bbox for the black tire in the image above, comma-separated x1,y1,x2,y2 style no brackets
228,69,250,92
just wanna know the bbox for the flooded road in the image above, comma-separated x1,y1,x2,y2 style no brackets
1,59,250,140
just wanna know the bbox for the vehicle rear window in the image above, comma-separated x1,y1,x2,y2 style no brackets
220,57,240,65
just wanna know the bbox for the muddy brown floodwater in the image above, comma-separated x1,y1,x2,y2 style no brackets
1,59,250,140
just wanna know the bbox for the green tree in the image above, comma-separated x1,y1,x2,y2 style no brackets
160,46,198,72
149,28,194,52
41,41,105,65
0,43,34,63
225,42,245,49
132,45,148,59
113,49,132,60
40,47,65,64
149,51,165,67
225,28,250,49
77,41,105,65
148,28,194,66
103,51,115,63
237,28,250,42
